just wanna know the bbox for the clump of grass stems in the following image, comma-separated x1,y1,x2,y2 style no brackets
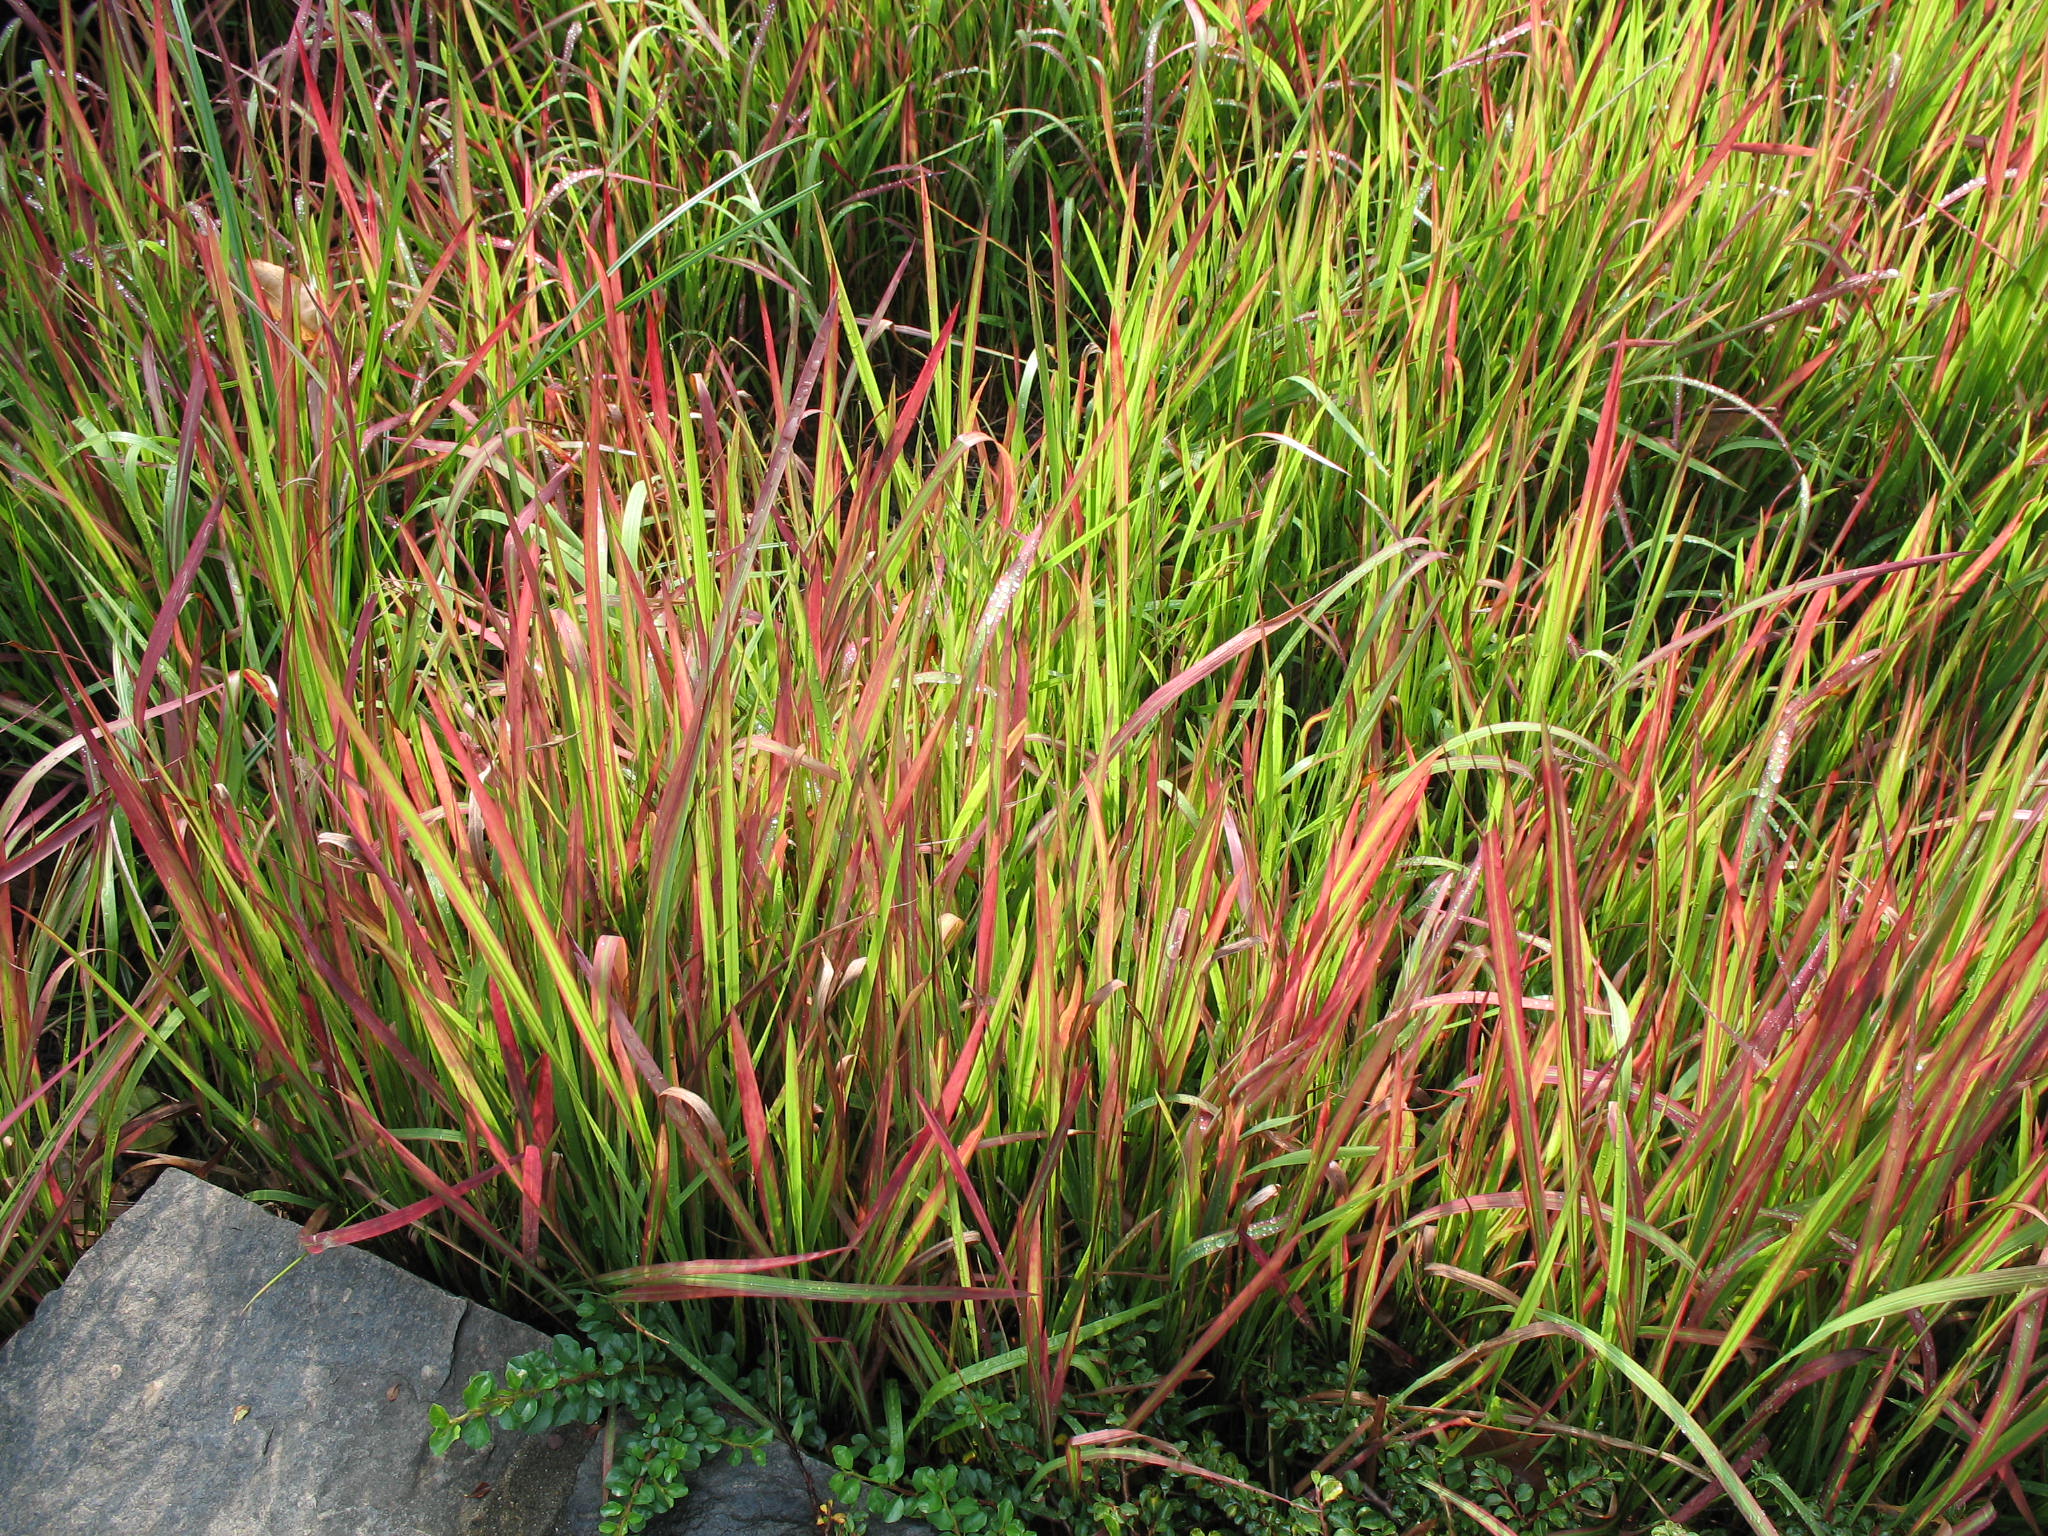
4,0,2048,1530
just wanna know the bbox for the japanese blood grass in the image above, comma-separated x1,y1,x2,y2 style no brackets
2,0,2048,1529
0,833,181,1331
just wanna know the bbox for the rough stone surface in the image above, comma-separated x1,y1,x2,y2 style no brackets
652,1442,840,1536
0,1169,584,1536
551,1439,934,1536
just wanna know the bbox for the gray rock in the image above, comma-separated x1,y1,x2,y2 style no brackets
551,1437,935,1536
653,1440,838,1535
548,1435,611,1535
0,1168,585,1536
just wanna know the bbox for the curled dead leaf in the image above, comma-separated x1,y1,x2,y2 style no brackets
248,259,323,342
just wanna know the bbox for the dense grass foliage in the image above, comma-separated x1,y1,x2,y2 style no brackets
3,0,2048,1530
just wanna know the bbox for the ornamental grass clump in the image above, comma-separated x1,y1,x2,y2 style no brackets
2,0,2047,1530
